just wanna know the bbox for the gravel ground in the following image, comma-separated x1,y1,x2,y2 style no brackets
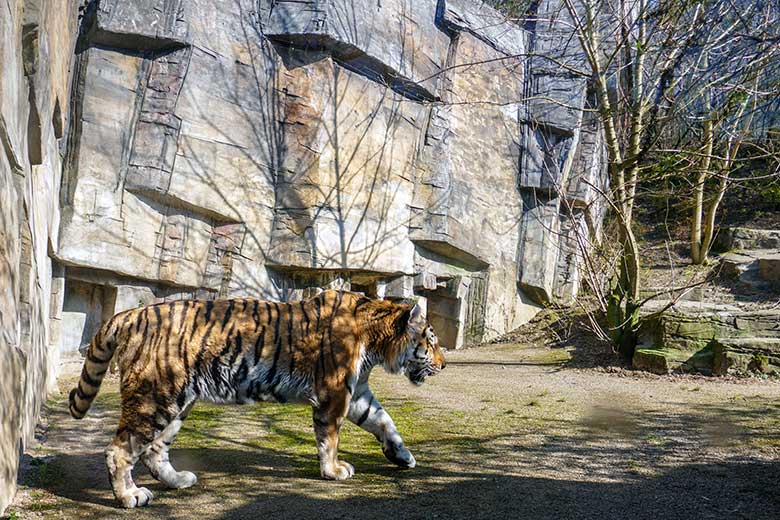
8,343,780,520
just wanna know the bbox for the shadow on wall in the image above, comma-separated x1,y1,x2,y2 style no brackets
66,0,427,299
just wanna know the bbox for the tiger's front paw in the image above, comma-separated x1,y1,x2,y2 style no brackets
167,470,197,489
321,460,355,480
383,442,416,469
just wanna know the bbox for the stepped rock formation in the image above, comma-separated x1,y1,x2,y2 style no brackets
0,0,606,510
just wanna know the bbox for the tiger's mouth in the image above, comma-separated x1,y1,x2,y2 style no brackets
407,364,442,386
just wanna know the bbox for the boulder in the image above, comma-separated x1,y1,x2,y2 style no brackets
758,254,780,283
713,338,780,376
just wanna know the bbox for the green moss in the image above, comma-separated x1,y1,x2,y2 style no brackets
672,320,718,341
751,352,769,373
177,404,228,449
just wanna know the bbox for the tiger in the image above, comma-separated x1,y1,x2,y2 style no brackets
68,289,446,508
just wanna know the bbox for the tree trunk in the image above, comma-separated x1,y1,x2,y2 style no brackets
691,118,713,264
607,210,642,361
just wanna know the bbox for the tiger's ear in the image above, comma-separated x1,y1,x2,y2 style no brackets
408,303,425,333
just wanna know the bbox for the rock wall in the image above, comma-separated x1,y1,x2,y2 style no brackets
0,0,607,510
55,0,605,354
0,0,80,511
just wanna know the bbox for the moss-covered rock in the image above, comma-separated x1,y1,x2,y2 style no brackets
636,307,780,375
712,338,780,376
633,349,686,374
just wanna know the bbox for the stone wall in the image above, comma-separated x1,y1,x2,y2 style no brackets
55,0,605,355
0,0,607,511
0,0,80,511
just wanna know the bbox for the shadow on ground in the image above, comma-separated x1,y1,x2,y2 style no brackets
20,448,780,520
12,345,780,520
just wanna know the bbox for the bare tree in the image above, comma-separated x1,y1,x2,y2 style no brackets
556,0,779,358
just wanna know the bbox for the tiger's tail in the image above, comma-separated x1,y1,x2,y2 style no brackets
69,316,122,419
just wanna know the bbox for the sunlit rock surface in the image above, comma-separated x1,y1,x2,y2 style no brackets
54,0,605,356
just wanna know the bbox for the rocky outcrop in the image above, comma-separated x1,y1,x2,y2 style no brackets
714,226,780,251
713,338,780,376
53,0,607,358
720,249,780,289
516,0,608,305
0,0,80,511
634,303,780,375
0,1,609,510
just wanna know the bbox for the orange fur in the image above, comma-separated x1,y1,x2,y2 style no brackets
69,290,445,508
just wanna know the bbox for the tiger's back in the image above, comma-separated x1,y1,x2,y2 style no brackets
73,291,365,416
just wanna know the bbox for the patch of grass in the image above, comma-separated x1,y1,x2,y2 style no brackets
24,501,60,513
28,458,65,488
529,349,572,365
177,404,228,449
527,400,540,407
646,433,664,445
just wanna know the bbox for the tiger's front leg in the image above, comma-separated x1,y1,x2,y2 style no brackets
312,394,355,480
347,381,416,469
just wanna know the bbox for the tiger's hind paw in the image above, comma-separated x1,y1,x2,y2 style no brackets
119,486,154,508
322,461,355,480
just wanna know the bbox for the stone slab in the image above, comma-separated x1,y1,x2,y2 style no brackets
758,254,780,283
713,338,780,376
517,196,560,304
633,347,714,375
714,227,780,252
261,0,448,100
440,0,525,57
87,0,190,50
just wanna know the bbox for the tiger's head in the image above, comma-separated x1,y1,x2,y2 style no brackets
399,303,446,385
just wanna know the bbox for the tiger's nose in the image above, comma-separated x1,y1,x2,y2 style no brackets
441,360,446,369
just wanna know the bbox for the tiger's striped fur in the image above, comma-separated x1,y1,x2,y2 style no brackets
69,290,446,508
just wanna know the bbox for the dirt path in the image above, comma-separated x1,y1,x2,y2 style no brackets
9,343,780,520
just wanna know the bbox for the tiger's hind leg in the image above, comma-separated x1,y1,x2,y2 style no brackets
313,393,355,480
140,402,197,489
347,382,416,468
106,393,180,508
106,427,155,508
